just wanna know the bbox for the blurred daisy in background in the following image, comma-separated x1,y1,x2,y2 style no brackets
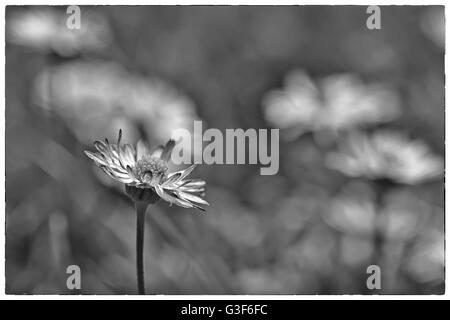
33,60,200,147
326,130,443,185
263,70,401,141
326,192,376,237
263,71,319,133
420,6,445,50
404,226,444,285
6,7,111,56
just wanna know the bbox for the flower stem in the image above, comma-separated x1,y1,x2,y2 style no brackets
135,201,147,295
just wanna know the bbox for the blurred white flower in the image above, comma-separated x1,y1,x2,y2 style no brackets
326,131,443,185
263,71,319,130
420,6,445,50
7,8,111,56
263,70,400,139
405,228,444,284
380,190,432,241
33,61,199,145
126,76,199,142
325,182,377,236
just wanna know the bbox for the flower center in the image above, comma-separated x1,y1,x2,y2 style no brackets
134,156,168,187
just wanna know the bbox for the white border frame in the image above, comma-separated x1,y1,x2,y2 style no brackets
0,0,447,300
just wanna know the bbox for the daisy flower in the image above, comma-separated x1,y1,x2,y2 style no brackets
326,130,443,185
85,129,209,211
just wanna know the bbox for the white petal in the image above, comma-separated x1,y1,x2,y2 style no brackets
176,191,209,206
136,140,149,160
120,144,136,167
180,164,198,180
155,185,193,208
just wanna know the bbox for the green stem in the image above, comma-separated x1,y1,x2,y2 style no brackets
135,201,147,295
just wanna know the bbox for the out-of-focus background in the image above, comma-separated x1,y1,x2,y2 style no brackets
5,5,444,294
